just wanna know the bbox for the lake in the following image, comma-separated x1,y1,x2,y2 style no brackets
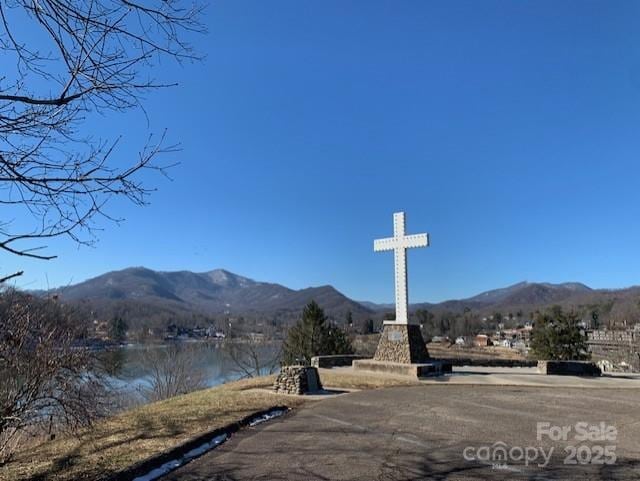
98,341,281,404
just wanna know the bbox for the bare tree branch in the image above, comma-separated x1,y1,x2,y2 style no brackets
0,271,23,284
223,331,282,379
139,344,207,402
0,0,204,267
0,289,110,463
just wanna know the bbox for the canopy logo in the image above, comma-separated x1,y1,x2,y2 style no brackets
463,442,554,468
463,422,617,469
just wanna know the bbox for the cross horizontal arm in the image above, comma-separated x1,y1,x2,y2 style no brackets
373,237,397,252
373,233,428,252
400,233,429,248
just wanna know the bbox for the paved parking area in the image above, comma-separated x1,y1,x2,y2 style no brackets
165,385,640,480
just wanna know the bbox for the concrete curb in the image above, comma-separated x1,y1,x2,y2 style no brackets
103,405,290,481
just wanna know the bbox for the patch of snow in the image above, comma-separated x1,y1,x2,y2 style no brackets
132,459,181,481
249,409,286,427
132,434,227,481
183,434,227,459
131,409,286,481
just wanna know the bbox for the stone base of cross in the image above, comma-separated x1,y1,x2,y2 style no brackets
371,212,431,364
373,323,431,364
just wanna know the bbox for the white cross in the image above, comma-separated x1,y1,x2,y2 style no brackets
374,212,429,325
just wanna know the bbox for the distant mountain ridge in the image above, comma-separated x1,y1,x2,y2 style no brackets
359,281,595,312
464,281,592,308
47,267,640,325
52,267,372,319
466,281,591,305
365,280,640,325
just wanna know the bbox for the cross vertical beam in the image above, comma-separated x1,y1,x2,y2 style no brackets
393,212,408,324
374,212,429,325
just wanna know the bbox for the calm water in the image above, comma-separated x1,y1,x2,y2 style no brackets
98,341,280,402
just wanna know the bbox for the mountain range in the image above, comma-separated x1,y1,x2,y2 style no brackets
50,267,372,320
46,267,640,327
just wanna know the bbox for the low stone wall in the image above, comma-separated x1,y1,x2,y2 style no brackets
440,358,537,368
353,359,452,378
587,329,640,372
537,360,602,377
273,366,323,395
310,355,366,368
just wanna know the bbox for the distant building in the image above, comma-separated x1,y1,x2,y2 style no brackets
93,320,109,339
430,335,451,344
474,334,492,347
248,332,266,342
147,327,163,337
206,327,226,338
192,326,207,338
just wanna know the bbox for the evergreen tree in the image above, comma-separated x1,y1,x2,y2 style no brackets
383,311,396,321
108,316,128,343
346,311,353,327
282,301,353,365
363,318,375,334
415,309,435,331
530,306,589,360
326,323,353,355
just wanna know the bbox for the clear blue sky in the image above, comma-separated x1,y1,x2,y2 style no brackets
7,0,640,303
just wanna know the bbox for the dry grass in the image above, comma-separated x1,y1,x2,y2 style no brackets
427,343,525,360
1,368,426,481
352,335,525,362
1,376,304,481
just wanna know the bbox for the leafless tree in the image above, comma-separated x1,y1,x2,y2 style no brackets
223,333,282,379
139,343,207,402
0,289,110,464
0,1,204,278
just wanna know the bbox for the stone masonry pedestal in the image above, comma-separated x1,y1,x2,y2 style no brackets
373,323,430,364
273,366,323,395
353,323,450,378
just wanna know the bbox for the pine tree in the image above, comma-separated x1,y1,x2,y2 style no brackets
108,316,128,343
530,305,589,360
282,301,353,365
346,311,353,327
326,324,353,355
363,318,375,334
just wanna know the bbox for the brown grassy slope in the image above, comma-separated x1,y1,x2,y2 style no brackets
2,368,426,481
2,376,295,481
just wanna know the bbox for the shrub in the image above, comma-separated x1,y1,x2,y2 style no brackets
282,301,354,365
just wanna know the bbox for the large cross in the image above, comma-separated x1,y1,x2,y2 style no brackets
374,212,429,325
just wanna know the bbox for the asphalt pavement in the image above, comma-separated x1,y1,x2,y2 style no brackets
164,384,640,481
